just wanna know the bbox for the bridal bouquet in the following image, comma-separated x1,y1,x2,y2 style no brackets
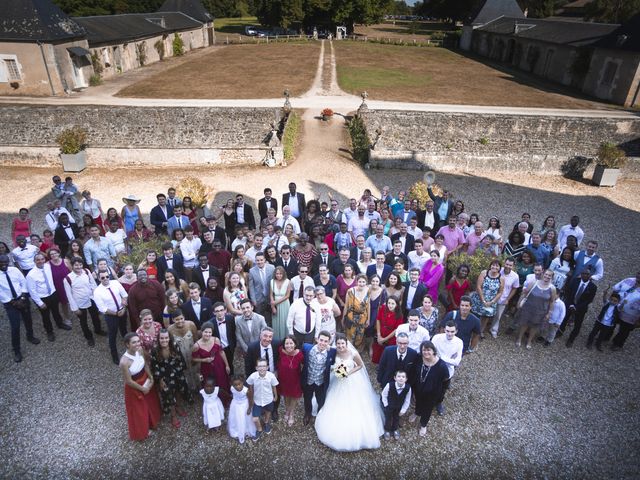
334,363,348,379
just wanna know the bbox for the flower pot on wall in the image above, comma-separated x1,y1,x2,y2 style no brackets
61,151,87,172
592,164,620,187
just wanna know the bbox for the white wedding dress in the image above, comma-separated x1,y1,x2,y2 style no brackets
314,352,384,452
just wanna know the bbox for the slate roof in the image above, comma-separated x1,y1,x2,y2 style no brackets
73,12,202,46
467,0,524,26
0,0,86,42
158,0,213,24
477,17,619,47
593,14,640,52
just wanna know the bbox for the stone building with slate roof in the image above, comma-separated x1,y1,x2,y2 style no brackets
458,0,640,107
0,0,215,95
0,0,94,95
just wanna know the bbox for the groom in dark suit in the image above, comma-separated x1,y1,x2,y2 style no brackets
377,332,418,388
301,330,336,426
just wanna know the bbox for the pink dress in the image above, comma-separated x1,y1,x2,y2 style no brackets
50,260,70,304
419,259,444,304
12,218,32,246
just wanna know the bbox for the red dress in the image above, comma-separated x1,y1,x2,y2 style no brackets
12,217,31,246
192,342,230,393
371,305,404,364
446,278,470,311
277,347,303,398
124,367,162,441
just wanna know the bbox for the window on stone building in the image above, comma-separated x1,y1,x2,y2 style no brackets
1,56,21,82
601,61,618,86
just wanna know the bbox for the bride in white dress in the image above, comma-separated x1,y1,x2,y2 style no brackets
314,334,384,451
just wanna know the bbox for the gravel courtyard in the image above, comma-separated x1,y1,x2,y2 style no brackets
1,163,639,479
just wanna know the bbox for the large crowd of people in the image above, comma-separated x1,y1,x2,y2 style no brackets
1,176,638,449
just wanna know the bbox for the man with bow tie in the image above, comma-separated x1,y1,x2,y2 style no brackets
11,235,39,275
211,302,237,374
182,283,213,329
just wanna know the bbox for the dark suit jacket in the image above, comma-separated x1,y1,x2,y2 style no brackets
211,313,237,354
377,345,419,387
149,204,173,235
366,264,392,283
192,266,221,292
156,253,185,282
564,278,597,313
258,197,278,221
350,246,364,263
329,258,358,278
199,226,227,249
54,223,80,257
181,297,213,329
311,253,335,276
301,343,336,393
233,203,256,230
275,257,299,279
391,233,415,255
282,192,306,219
402,282,428,315
385,251,408,269
245,339,281,376
597,302,621,324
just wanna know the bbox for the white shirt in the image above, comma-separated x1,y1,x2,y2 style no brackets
365,210,381,223
45,207,75,230
26,264,56,307
408,251,429,271
311,297,338,338
216,317,229,348
405,283,419,309
549,298,566,326
287,195,300,218
558,224,584,249
396,323,430,352
407,226,421,239
290,275,315,301
231,237,247,252
246,371,278,406
180,237,202,268
347,216,369,238
380,382,412,414
93,280,128,314
11,245,39,270
423,211,435,229
431,333,463,378
276,216,301,235
105,229,127,255
64,269,96,310
498,269,520,304
236,204,245,224
259,343,275,373
81,198,102,218
191,297,202,321
343,207,358,225
198,267,210,286
0,266,27,303
245,246,263,263
287,298,321,335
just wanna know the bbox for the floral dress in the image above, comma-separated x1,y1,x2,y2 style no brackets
471,273,501,317
343,288,371,351
151,349,193,414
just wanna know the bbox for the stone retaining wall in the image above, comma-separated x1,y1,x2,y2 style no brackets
0,104,282,166
363,110,640,177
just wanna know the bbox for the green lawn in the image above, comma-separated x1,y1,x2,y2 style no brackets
338,65,431,91
213,16,259,35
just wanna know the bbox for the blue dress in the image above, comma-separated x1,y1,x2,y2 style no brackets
123,205,139,234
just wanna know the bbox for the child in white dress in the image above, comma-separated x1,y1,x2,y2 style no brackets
200,377,224,431
227,375,256,444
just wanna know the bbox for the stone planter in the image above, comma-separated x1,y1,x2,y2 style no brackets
592,164,620,187
61,151,87,172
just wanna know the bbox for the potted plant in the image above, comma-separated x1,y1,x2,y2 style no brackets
321,108,334,121
592,142,626,187
56,126,88,172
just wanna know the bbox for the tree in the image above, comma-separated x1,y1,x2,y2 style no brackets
583,0,640,23
256,0,304,28
391,1,412,16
